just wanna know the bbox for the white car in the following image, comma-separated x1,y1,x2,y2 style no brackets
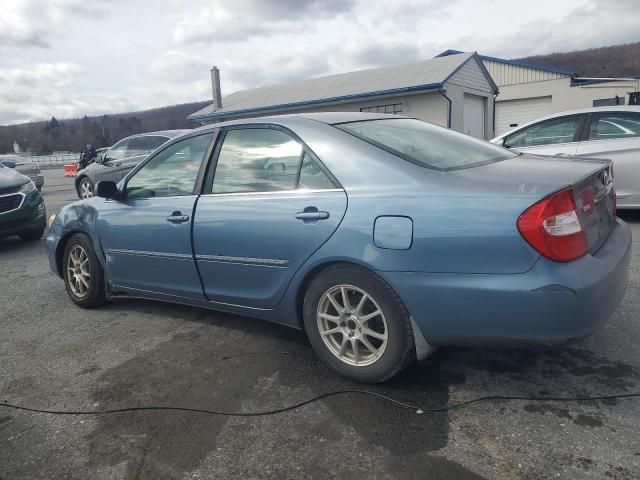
491,106,640,209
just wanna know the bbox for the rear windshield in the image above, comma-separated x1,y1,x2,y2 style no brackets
336,118,516,171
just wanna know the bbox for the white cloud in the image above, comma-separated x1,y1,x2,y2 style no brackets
0,62,136,124
0,0,115,48
172,0,355,43
1,0,638,125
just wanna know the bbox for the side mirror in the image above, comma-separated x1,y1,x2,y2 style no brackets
266,162,286,178
494,138,505,147
95,181,120,199
2,160,16,168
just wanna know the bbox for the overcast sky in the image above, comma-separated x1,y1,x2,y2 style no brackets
0,0,637,125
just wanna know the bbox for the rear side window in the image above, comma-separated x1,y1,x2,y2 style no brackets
298,153,335,190
212,128,303,194
505,116,581,148
336,118,514,171
588,113,640,140
126,136,156,158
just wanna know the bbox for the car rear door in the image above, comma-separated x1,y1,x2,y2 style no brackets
503,114,585,156
97,132,216,298
575,111,640,200
193,126,347,309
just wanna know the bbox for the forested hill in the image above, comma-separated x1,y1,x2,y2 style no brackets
0,101,209,154
516,42,640,78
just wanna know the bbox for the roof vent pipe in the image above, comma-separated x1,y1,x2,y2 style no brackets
210,66,222,110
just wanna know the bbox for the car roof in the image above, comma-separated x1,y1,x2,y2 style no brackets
192,112,406,131
493,105,640,140
117,129,190,142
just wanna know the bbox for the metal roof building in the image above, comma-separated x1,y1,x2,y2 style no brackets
188,52,499,139
438,50,640,135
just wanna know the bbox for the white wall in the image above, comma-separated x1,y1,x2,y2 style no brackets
497,77,637,112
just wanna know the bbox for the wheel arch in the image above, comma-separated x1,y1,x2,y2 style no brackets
55,230,90,278
75,175,88,196
293,259,436,361
294,259,388,328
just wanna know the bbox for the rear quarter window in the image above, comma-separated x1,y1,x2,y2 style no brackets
336,118,515,171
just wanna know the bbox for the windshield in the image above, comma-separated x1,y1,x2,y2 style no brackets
336,118,516,171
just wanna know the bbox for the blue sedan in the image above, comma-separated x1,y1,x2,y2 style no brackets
45,113,631,383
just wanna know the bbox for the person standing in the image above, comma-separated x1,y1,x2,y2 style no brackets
79,143,97,169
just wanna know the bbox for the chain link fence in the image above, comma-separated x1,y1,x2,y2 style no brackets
17,153,79,169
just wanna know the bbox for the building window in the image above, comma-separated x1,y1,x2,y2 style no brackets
593,96,625,107
360,103,403,114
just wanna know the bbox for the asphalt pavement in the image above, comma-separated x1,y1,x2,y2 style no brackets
1,169,639,479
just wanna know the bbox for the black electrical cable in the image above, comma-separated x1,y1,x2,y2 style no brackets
1,390,639,417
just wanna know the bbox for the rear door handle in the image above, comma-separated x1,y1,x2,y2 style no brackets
296,207,329,223
167,211,190,224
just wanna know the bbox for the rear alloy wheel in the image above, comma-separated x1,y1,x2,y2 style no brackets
63,234,107,308
79,178,94,199
304,264,415,383
317,285,389,367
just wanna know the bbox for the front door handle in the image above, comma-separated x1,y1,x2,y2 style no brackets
296,207,329,223
167,211,190,224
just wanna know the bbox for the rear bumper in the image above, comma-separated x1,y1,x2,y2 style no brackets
381,218,632,347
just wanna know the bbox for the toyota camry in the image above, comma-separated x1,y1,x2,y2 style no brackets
45,113,631,383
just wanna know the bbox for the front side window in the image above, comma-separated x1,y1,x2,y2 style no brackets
105,138,132,161
212,129,303,194
505,116,581,148
126,133,213,199
588,113,640,140
337,118,515,171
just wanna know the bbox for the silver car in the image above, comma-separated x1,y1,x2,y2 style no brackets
75,130,188,198
0,155,45,191
491,106,640,209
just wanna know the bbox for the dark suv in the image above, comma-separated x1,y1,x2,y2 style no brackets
0,163,46,241
75,130,187,198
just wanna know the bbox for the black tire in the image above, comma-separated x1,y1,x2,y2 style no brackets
63,233,107,308
19,226,45,241
303,263,415,383
78,177,94,199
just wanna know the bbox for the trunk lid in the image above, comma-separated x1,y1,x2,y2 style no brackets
572,160,616,253
451,153,616,253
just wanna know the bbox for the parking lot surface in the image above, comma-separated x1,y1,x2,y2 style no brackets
1,169,639,480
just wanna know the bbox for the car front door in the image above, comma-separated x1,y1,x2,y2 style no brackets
575,112,640,200
97,132,216,298
193,126,347,309
96,137,134,182
503,115,585,156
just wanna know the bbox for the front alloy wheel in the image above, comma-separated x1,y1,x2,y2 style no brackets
66,244,91,298
63,233,107,308
79,178,93,199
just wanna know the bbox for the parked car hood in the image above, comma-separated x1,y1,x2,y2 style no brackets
0,165,30,190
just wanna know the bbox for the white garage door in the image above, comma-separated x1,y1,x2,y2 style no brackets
463,94,486,139
495,96,552,136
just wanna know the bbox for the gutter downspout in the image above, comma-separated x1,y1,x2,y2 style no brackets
438,90,452,128
492,92,498,139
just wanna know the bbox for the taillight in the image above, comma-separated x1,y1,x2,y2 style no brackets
517,188,588,262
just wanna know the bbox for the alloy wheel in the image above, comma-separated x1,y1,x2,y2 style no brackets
66,244,91,298
80,180,93,199
316,284,388,366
